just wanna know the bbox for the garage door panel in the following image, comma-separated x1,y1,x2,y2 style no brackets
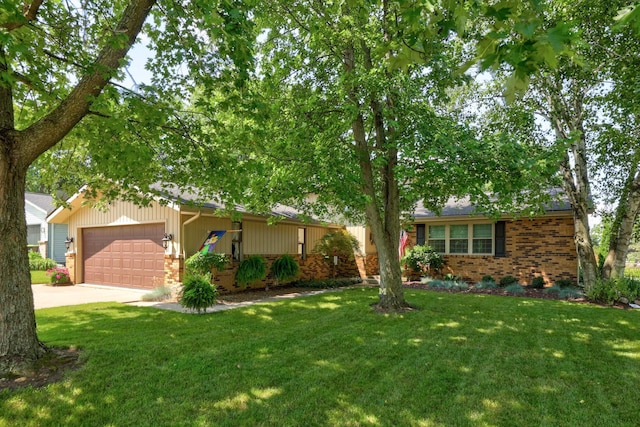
83,224,164,289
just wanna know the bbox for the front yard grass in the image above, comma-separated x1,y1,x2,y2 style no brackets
2,288,639,426
30,270,49,284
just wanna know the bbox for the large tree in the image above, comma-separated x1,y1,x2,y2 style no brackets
475,0,640,288
0,0,253,373
190,0,569,311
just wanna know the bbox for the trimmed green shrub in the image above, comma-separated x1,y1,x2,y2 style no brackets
554,279,574,288
402,245,444,276
475,280,498,290
481,275,496,284
504,283,525,295
180,275,218,313
530,276,545,289
236,255,267,288
270,254,300,285
28,251,57,271
499,275,519,287
185,252,227,277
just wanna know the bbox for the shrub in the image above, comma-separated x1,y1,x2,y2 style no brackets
585,279,618,304
179,275,218,313
475,280,498,290
554,279,574,288
481,275,496,284
312,230,360,260
504,283,525,295
46,266,70,285
142,285,173,302
545,285,584,300
29,251,57,271
530,276,545,289
185,252,227,277
270,254,300,285
428,279,447,289
448,281,469,291
236,255,267,288
499,275,519,287
402,245,444,276
584,277,640,305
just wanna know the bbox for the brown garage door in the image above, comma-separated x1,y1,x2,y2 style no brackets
83,224,165,289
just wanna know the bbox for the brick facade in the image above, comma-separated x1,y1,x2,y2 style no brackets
408,216,578,285
355,254,380,278
205,253,361,293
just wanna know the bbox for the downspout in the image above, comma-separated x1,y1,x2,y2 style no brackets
181,211,201,259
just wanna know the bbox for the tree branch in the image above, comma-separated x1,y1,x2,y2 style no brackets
17,0,157,167
1,0,43,31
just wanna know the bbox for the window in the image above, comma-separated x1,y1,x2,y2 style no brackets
449,225,469,254
420,223,496,255
428,225,445,253
472,224,492,254
416,224,426,246
297,228,306,259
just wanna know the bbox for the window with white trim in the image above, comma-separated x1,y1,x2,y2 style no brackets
472,224,493,254
427,225,445,253
425,223,494,255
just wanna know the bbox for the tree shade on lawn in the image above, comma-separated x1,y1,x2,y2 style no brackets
1,289,639,426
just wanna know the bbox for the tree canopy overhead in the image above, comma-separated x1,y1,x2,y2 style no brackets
184,0,569,310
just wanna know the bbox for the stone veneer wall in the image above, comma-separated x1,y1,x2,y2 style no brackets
65,252,76,284
408,217,578,285
210,253,360,293
164,255,182,287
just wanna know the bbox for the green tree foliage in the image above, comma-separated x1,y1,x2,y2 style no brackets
473,0,640,289
0,0,255,373
192,1,568,311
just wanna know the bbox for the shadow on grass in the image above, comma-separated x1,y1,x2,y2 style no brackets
2,288,638,426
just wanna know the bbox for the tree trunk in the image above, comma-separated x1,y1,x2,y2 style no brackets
571,200,599,291
602,174,640,279
0,146,46,373
375,230,407,310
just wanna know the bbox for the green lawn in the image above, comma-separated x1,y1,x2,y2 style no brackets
2,288,639,426
30,270,49,284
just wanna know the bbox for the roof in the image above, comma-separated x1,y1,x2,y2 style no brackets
157,184,304,220
413,190,574,219
25,192,56,215
48,184,327,225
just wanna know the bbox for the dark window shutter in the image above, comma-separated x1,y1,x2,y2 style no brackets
416,224,426,246
495,221,506,257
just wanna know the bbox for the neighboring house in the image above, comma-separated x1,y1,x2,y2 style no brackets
25,192,68,264
46,186,358,291
349,195,579,285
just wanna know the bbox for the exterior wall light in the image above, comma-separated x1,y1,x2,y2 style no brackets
64,237,74,251
162,233,173,249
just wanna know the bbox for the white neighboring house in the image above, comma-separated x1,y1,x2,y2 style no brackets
25,192,68,264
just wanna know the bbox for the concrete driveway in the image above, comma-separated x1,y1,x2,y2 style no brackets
32,284,147,309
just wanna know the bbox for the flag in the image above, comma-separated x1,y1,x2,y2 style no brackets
199,230,226,254
399,229,409,259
